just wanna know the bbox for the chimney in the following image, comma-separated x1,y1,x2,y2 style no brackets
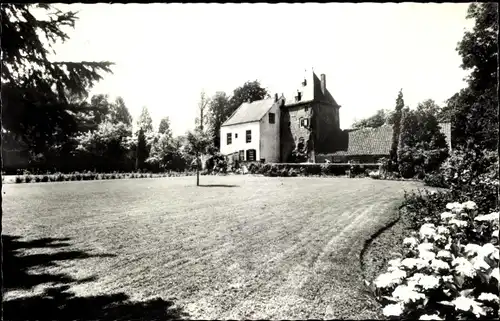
274,93,278,102
321,74,326,95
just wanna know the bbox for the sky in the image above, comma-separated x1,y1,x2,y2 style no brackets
48,3,474,135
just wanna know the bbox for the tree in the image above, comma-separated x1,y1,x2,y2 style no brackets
186,129,213,186
137,106,153,133
449,3,498,151
1,4,113,156
207,91,231,149
147,133,186,171
397,105,449,179
457,3,498,93
194,91,210,131
226,80,270,118
389,89,405,170
135,128,148,170
74,121,132,172
108,97,133,126
158,116,173,138
351,109,392,129
397,108,420,178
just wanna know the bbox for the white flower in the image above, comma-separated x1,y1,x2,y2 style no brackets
374,269,406,288
452,296,485,317
445,243,452,250
400,258,427,270
440,212,456,220
418,242,434,253
452,257,476,277
436,226,450,235
472,256,491,271
388,258,402,268
382,303,404,317
448,219,468,227
464,243,482,256
431,259,450,271
474,212,499,222
408,273,427,284
392,284,425,303
441,275,453,283
420,250,436,261
446,202,465,214
490,267,499,282
478,243,497,258
446,202,462,210
418,275,440,289
462,201,477,210
419,314,443,320
477,292,500,302
492,230,499,238
403,237,418,247
420,224,437,239
436,250,452,260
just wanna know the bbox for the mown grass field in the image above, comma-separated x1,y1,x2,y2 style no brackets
2,175,423,320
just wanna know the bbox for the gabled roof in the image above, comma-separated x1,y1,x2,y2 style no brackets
332,124,393,156
328,122,452,156
284,70,339,108
222,98,276,127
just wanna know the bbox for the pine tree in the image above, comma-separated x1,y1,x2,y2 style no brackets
135,128,148,170
389,89,405,170
1,4,113,155
397,108,419,178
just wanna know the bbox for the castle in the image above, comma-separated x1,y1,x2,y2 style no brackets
220,70,451,164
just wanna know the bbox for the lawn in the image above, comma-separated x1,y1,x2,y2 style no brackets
2,175,423,320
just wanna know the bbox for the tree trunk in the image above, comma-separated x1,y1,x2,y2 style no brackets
196,152,200,186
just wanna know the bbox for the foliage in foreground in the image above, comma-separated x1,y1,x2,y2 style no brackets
370,200,499,320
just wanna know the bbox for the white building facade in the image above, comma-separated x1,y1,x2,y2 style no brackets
220,97,282,163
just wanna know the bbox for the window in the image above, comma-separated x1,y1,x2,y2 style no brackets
300,118,309,128
246,149,256,161
239,150,245,161
246,130,252,143
227,133,232,145
268,113,275,124
235,133,238,138
304,106,309,112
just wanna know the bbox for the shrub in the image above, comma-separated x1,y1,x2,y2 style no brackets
41,175,49,182
424,173,449,188
305,164,322,176
25,175,33,183
258,163,272,175
15,176,24,183
279,168,289,177
248,163,262,174
110,174,116,179
369,170,381,179
371,199,499,320
34,176,41,183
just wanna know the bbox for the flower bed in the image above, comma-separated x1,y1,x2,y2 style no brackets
369,200,499,320
7,171,197,184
